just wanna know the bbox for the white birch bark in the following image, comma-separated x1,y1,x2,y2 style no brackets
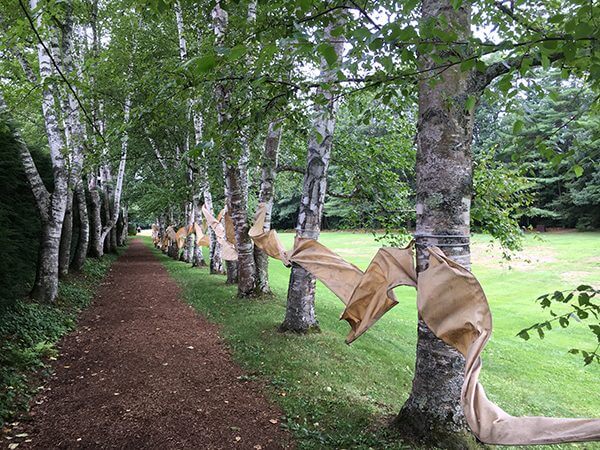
193,107,222,273
281,15,345,332
213,1,258,296
59,3,89,274
25,0,70,303
100,95,130,245
87,0,103,258
88,171,103,257
254,119,283,294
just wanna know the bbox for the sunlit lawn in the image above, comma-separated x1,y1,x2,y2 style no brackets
143,231,600,449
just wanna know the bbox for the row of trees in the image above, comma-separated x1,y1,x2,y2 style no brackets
2,0,598,445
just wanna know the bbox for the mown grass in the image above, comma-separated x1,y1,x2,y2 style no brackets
0,251,121,428
144,232,600,450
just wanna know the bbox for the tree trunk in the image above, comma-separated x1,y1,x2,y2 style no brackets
281,17,345,333
394,0,477,446
100,92,129,251
254,120,282,294
118,205,128,246
59,1,88,274
213,2,253,295
26,0,69,303
59,189,74,277
71,182,89,270
191,196,207,267
88,174,103,257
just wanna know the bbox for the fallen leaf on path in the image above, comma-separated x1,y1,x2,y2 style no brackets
254,445,262,449
235,436,241,442
269,419,278,424
8,443,18,449
15,434,28,438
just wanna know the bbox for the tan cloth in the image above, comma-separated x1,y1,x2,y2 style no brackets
176,226,188,249
165,225,177,242
249,204,600,444
151,224,160,245
201,204,238,261
248,206,291,265
249,204,417,343
419,247,600,445
194,222,211,247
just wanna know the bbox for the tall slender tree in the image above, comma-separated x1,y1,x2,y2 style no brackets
280,14,346,332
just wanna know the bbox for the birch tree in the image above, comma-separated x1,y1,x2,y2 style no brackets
58,4,89,274
6,0,71,303
212,1,256,296
254,119,283,294
99,94,130,247
280,15,345,332
174,0,206,267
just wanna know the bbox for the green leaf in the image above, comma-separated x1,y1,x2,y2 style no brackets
512,119,524,134
517,330,530,340
317,43,338,66
228,45,247,61
192,55,216,73
574,22,593,39
573,165,584,177
465,95,476,112
460,58,476,72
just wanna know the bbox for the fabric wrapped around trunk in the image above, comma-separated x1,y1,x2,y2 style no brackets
201,204,238,261
248,203,600,445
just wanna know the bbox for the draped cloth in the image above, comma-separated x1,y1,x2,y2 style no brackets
151,224,160,245
248,203,600,445
175,226,188,249
419,248,600,445
193,222,210,247
201,204,238,261
249,204,416,343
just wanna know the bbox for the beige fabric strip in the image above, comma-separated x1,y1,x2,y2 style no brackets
201,204,238,261
175,226,187,249
248,203,600,444
420,247,600,445
193,222,211,247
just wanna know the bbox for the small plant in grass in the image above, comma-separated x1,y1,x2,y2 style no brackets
518,285,599,365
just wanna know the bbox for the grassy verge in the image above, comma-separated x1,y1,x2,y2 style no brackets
143,232,600,450
0,251,122,428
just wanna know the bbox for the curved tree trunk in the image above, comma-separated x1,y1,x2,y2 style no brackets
281,16,345,333
71,182,89,270
23,0,69,303
395,0,476,446
254,119,282,294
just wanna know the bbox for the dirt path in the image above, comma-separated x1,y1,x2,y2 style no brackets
13,240,292,449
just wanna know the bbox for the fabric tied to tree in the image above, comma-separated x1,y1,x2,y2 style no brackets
175,226,187,249
201,204,238,261
419,247,600,445
151,224,159,245
249,203,600,445
193,222,210,247
249,204,417,343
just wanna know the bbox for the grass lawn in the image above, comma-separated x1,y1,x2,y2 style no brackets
143,231,600,449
